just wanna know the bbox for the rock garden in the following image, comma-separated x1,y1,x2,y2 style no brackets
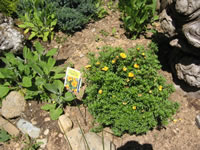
0,0,200,150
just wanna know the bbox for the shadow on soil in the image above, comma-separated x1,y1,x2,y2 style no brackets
117,141,153,150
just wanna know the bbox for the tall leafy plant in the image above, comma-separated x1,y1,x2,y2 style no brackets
17,0,57,41
119,0,157,39
0,0,18,16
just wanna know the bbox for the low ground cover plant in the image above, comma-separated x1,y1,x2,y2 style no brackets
119,0,157,39
0,42,74,120
0,0,18,16
83,43,179,136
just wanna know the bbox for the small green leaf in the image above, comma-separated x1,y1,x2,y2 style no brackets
22,76,32,87
46,48,57,57
64,92,74,101
28,32,37,40
41,103,56,111
34,41,44,55
53,73,65,79
50,108,63,120
0,86,9,98
54,80,64,94
0,129,11,142
44,83,58,94
24,28,30,34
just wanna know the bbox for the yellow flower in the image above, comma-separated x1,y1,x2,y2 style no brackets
149,90,152,94
122,102,127,105
123,66,127,71
120,53,127,59
52,101,56,104
142,53,145,56
173,119,177,123
137,47,140,51
96,61,100,65
112,59,116,64
98,89,102,94
67,76,73,81
159,85,163,91
138,94,142,97
74,89,77,93
128,72,134,77
134,64,139,69
85,65,91,69
71,80,78,87
66,84,69,89
132,106,136,110
102,66,109,71
126,78,130,82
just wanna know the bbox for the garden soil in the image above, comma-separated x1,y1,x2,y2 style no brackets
1,11,200,150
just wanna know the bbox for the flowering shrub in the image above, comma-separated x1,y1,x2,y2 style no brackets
83,43,179,136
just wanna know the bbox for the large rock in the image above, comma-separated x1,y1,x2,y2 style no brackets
66,128,82,150
0,13,24,53
160,0,200,88
78,132,116,150
2,91,26,119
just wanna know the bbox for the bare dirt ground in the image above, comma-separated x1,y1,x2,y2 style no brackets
1,10,200,150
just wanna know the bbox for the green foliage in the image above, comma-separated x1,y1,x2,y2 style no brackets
119,0,157,39
23,135,41,150
0,42,75,119
83,43,179,136
49,0,103,33
17,0,57,41
0,0,18,16
0,129,11,142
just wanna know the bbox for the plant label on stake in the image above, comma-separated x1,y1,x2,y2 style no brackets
64,67,82,93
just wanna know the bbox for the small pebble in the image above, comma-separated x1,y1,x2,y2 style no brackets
195,114,200,129
58,133,63,138
44,117,50,122
44,129,49,136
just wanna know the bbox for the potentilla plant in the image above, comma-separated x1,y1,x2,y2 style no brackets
83,43,179,136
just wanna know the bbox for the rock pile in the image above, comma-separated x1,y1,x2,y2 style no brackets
159,0,200,88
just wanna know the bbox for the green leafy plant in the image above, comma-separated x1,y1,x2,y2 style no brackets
83,43,179,136
17,0,57,41
0,42,74,119
119,0,157,39
23,134,41,150
0,129,11,142
0,0,18,16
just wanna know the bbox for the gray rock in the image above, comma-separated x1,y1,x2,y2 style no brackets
78,132,116,150
58,114,73,134
195,114,200,129
0,13,24,53
17,119,40,138
0,116,20,136
2,91,26,119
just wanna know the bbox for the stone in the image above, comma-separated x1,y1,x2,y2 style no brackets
36,138,48,149
66,128,82,150
17,119,40,138
78,132,116,150
0,116,20,136
58,114,73,134
195,114,200,129
0,13,24,53
44,129,49,136
2,91,26,119
44,117,51,122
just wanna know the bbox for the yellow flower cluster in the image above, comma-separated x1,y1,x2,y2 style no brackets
120,53,127,59
102,66,109,71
